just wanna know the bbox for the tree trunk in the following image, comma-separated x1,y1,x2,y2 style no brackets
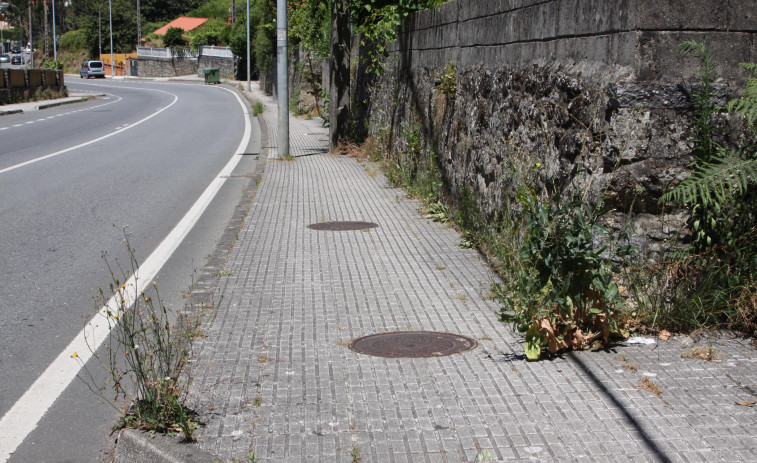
329,0,350,151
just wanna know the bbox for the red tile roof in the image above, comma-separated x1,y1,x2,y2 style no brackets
152,17,208,36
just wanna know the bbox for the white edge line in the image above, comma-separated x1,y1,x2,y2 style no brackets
0,85,252,461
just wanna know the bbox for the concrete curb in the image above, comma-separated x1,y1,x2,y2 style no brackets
0,95,95,115
114,429,224,463
36,96,92,110
112,84,265,463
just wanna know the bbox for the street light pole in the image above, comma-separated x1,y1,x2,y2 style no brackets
245,0,250,91
28,2,32,67
108,0,113,78
276,0,288,157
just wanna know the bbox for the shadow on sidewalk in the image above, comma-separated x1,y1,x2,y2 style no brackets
570,353,673,463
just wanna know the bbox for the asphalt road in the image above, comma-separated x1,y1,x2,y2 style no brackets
0,79,260,461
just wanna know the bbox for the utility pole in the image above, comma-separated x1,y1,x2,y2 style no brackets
98,4,101,57
245,0,249,91
136,0,140,49
108,0,113,78
28,1,32,67
43,0,47,57
276,0,288,157
231,0,236,25
51,0,55,61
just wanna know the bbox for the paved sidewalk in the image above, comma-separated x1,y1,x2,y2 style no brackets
187,84,757,462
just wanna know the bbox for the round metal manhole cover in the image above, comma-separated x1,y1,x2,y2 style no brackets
307,221,379,231
348,331,477,358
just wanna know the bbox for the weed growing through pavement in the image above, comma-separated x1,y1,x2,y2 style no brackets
350,445,362,463
614,353,639,372
75,229,202,441
474,448,494,463
681,344,722,361
251,102,265,116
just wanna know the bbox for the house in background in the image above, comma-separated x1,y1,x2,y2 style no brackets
143,16,208,44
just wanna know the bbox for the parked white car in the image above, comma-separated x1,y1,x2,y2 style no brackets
80,60,106,78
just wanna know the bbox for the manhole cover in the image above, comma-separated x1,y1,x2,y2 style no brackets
348,331,477,358
307,221,379,231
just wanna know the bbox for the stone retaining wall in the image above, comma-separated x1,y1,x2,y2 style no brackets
362,0,756,258
136,56,198,78
136,56,236,79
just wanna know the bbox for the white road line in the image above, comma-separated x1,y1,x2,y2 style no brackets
0,91,172,175
0,96,122,132
0,85,252,461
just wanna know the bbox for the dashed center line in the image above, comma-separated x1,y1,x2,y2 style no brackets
0,95,122,131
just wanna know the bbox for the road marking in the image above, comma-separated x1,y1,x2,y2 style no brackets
0,96,121,132
0,92,169,175
0,85,252,461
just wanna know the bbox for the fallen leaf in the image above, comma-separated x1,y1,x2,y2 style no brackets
658,330,672,341
735,401,756,407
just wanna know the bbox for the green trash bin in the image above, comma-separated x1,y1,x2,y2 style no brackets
203,68,220,84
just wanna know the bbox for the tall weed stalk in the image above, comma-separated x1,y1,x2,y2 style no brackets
76,230,201,440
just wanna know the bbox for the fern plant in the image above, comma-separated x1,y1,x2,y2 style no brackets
662,59,757,211
661,44,757,249
727,62,757,124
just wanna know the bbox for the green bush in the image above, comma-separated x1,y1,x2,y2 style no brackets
163,27,186,48
59,29,88,52
188,18,231,48
187,0,233,20
500,187,630,359
41,60,63,70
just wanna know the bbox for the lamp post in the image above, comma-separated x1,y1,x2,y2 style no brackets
276,0,288,157
28,1,32,67
108,0,113,78
245,0,249,91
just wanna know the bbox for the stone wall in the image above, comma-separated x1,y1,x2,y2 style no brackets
198,56,237,79
362,0,756,259
137,56,198,78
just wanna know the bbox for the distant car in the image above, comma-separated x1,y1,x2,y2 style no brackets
11,55,22,65
10,46,21,54
0,54,10,63
80,60,105,78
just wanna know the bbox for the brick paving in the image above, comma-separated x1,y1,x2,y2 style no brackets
187,83,757,462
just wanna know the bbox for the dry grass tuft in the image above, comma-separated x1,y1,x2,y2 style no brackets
681,345,722,361
639,377,663,398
